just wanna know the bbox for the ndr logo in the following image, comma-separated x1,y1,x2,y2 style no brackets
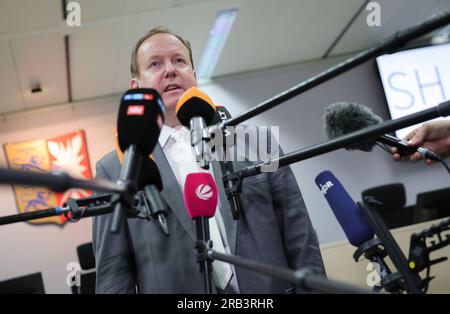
320,181,334,195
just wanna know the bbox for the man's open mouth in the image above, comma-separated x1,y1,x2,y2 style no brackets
164,84,182,92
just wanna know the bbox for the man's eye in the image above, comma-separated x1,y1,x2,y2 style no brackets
149,61,160,69
175,58,186,64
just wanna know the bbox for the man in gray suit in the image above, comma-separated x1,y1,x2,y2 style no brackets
92,27,325,293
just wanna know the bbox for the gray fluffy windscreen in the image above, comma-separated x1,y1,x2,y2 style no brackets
323,102,383,152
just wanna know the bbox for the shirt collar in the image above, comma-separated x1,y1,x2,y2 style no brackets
159,124,189,148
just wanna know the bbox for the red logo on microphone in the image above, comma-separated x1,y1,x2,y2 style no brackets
127,105,145,116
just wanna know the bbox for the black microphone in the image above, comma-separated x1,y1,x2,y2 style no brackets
175,87,217,169
111,88,165,233
210,105,243,220
138,157,169,236
323,102,442,161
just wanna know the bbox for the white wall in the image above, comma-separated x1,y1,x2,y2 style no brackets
1,54,449,293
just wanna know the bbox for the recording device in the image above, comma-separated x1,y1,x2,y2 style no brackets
323,102,441,161
111,88,165,233
183,172,219,294
176,87,217,169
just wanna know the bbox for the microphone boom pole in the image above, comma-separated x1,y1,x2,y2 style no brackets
207,250,369,294
0,194,115,226
0,167,126,194
227,100,450,181
222,11,450,127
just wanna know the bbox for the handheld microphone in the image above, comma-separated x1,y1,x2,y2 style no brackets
184,172,218,219
111,88,165,233
315,170,373,246
323,102,442,161
183,172,218,294
315,170,419,293
176,87,217,169
209,104,243,220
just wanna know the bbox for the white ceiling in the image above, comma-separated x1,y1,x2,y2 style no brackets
0,0,449,115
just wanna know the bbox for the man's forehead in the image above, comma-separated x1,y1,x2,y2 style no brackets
139,33,188,56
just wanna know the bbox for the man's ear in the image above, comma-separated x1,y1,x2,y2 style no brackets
131,78,139,89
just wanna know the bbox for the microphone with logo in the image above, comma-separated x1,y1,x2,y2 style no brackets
315,170,423,293
176,87,217,169
182,172,370,293
183,172,218,294
110,88,165,233
323,102,442,161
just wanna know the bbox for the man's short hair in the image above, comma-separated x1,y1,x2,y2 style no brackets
130,26,194,78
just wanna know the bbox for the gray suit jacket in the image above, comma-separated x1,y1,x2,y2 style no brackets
92,136,325,294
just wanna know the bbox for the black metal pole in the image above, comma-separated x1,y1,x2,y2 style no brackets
0,204,118,226
223,11,450,127
359,201,423,294
236,100,450,179
0,167,126,194
195,217,213,294
0,207,67,226
110,144,142,233
208,250,369,294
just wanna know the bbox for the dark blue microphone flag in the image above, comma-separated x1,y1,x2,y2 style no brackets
315,170,374,247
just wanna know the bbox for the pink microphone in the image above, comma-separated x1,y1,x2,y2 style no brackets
183,172,218,293
183,172,218,219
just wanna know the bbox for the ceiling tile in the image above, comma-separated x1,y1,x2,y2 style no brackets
70,22,121,99
123,0,174,14
0,0,61,34
251,0,363,71
75,0,124,22
0,39,24,114
213,0,281,77
11,34,68,108
330,0,448,56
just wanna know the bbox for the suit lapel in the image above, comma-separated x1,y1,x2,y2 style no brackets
153,143,195,241
211,160,238,255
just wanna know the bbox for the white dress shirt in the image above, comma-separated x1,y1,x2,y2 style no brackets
158,125,239,293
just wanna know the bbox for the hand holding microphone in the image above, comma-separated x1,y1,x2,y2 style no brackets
391,120,450,164
323,102,443,162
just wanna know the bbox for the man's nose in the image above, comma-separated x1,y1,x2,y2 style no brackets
164,62,177,78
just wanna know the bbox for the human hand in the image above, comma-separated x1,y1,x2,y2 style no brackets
391,120,450,164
